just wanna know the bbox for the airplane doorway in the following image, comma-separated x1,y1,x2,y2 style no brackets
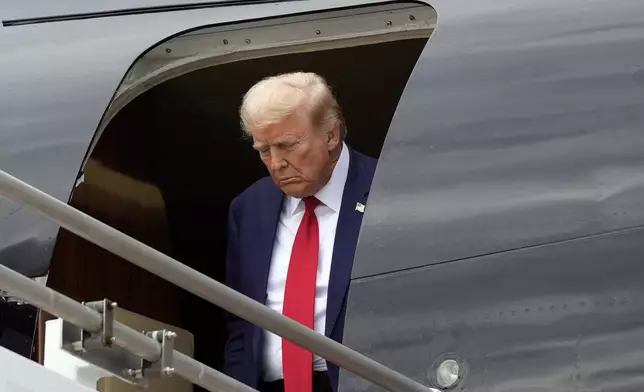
41,3,437,389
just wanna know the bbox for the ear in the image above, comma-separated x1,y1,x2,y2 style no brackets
326,125,341,151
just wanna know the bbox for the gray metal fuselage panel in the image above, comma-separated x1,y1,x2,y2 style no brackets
343,0,644,390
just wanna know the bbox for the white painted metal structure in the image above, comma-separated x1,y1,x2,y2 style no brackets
0,345,96,392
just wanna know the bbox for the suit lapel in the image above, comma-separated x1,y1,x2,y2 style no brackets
252,182,283,361
251,183,284,302
325,150,372,337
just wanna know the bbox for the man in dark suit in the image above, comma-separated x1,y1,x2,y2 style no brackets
223,71,377,392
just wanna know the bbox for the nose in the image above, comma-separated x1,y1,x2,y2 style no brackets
269,152,287,171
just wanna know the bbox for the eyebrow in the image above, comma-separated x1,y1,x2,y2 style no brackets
253,137,299,150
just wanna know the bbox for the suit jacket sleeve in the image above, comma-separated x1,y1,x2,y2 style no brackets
222,197,246,379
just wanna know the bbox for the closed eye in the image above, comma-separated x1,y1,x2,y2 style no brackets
279,140,299,150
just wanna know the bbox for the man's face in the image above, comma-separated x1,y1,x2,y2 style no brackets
251,111,340,198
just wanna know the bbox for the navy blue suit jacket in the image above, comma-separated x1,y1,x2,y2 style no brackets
223,147,377,391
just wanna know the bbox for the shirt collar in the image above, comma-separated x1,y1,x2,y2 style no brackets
285,141,350,216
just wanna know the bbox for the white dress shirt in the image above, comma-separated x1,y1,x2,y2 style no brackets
262,142,350,381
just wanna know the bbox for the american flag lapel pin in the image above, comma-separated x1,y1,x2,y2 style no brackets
355,202,365,213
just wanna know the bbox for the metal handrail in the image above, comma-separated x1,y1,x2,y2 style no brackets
0,168,439,392
0,264,257,392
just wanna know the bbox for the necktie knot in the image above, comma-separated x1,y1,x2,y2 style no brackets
304,196,320,212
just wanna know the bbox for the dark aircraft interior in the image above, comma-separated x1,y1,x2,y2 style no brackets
39,37,429,385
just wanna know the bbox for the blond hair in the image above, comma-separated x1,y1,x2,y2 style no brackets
239,71,346,139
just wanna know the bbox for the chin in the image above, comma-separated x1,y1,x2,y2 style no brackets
280,183,311,198
281,188,307,198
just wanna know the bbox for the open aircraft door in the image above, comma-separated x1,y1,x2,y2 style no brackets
1,0,438,391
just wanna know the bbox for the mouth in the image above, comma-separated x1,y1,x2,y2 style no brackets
279,177,299,185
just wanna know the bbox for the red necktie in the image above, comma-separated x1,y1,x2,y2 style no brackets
282,196,321,392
